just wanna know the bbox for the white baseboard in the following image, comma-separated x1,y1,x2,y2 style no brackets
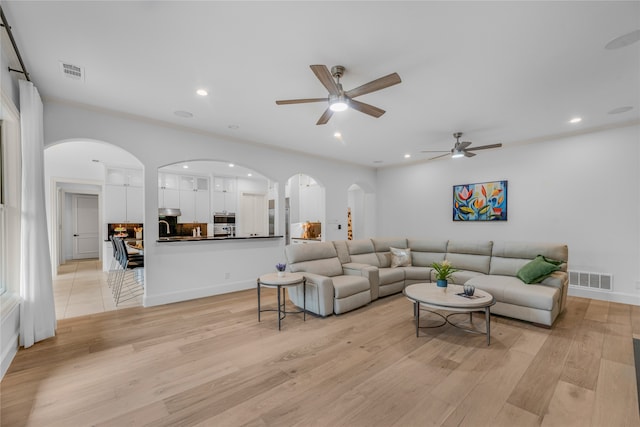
143,279,255,307
568,287,640,306
1,296,21,379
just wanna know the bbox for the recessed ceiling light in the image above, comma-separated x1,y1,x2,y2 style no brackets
196,89,208,96
334,132,342,138
605,29,640,50
228,163,234,168
228,124,239,130
183,165,189,169
174,110,193,118
404,154,411,159
608,106,633,115
569,117,582,124
247,173,252,177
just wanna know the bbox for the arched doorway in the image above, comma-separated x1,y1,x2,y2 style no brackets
285,174,325,244
348,182,376,240
44,139,144,318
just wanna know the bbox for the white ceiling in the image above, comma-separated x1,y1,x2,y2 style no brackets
3,1,639,167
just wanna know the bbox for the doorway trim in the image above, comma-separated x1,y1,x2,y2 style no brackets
49,177,102,273
71,193,100,260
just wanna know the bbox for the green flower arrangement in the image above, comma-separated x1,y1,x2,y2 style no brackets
432,260,457,281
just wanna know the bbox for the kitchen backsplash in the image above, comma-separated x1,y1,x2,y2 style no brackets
108,223,143,240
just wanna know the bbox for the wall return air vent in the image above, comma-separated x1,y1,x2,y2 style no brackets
569,270,612,291
59,61,84,81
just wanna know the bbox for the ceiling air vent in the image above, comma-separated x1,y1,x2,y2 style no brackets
59,62,84,81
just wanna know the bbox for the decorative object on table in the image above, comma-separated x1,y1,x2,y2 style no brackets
463,284,475,296
453,180,508,221
275,263,287,277
432,260,457,288
134,226,143,240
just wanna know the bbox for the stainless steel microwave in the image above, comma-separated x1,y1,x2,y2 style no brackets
213,213,235,224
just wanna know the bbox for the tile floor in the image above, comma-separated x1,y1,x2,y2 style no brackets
53,259,142,320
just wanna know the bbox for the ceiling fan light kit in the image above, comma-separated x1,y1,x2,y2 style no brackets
329,95,348,112
276,64,401,125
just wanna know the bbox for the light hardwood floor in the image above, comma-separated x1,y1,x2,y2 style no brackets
2,288,639,426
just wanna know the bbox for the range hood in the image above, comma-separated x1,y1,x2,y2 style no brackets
158,208,182,217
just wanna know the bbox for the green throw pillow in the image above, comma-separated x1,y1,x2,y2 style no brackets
517,255,562,284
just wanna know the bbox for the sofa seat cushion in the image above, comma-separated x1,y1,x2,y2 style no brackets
403,266,432,281
378,267,405,286
466,275,559,311
332,275,371,299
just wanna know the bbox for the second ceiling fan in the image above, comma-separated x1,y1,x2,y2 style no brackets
422,132,503,160
276,65,401,125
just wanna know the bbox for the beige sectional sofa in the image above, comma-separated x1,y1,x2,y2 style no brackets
284,238,568,326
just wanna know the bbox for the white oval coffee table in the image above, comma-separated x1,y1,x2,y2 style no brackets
404,283,496,345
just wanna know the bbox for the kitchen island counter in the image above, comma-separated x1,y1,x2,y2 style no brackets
157,235,283,243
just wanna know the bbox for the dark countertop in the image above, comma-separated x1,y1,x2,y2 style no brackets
156,235,284,243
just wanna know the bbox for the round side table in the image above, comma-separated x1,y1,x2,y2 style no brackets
257,272,306,330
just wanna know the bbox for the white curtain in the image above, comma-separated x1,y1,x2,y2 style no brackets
19,80,56,348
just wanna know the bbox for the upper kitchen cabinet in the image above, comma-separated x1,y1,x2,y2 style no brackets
158,172,180,210
213,176,237,213
177,174,210,223
104,166,144,223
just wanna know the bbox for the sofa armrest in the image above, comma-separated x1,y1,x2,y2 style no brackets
541,270,569,313
299,272,335,317
342,262,380,301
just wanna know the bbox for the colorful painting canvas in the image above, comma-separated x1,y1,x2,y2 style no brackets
453,180,508,221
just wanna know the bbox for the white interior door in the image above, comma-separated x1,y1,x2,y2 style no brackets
72,194,99,259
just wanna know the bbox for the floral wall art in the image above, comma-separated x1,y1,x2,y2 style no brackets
453,180,508,221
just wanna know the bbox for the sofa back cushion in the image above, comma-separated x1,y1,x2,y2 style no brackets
332,240,352,264
285,242,344,277
372,238,408,267
445,240,493,274
408,239,447,267
346,239,380,267
490,241,568,276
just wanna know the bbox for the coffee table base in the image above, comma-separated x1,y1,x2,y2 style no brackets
413,303,492,346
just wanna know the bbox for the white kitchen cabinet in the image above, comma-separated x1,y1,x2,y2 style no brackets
158,172,180,210
104,166,143,223
212,176,237,213
177,174,210,223
238,193,267,237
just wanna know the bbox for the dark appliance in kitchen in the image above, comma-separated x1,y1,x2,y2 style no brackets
213,212,236,237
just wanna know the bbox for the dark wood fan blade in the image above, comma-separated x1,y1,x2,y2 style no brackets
310,65,340,96
466,143,502,151
345,73,401,98
276,98,327,105
464,151,477,157
428,152,451,160
458,141,472,150
349,99,385,118
316,108,333,125
420,150,451,153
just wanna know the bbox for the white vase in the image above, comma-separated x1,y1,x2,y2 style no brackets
277,271,285,277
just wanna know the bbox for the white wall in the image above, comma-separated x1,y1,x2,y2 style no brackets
376,124,640,305
44,101,376,306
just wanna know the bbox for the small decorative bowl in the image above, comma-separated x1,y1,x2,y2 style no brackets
463,284,475,296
